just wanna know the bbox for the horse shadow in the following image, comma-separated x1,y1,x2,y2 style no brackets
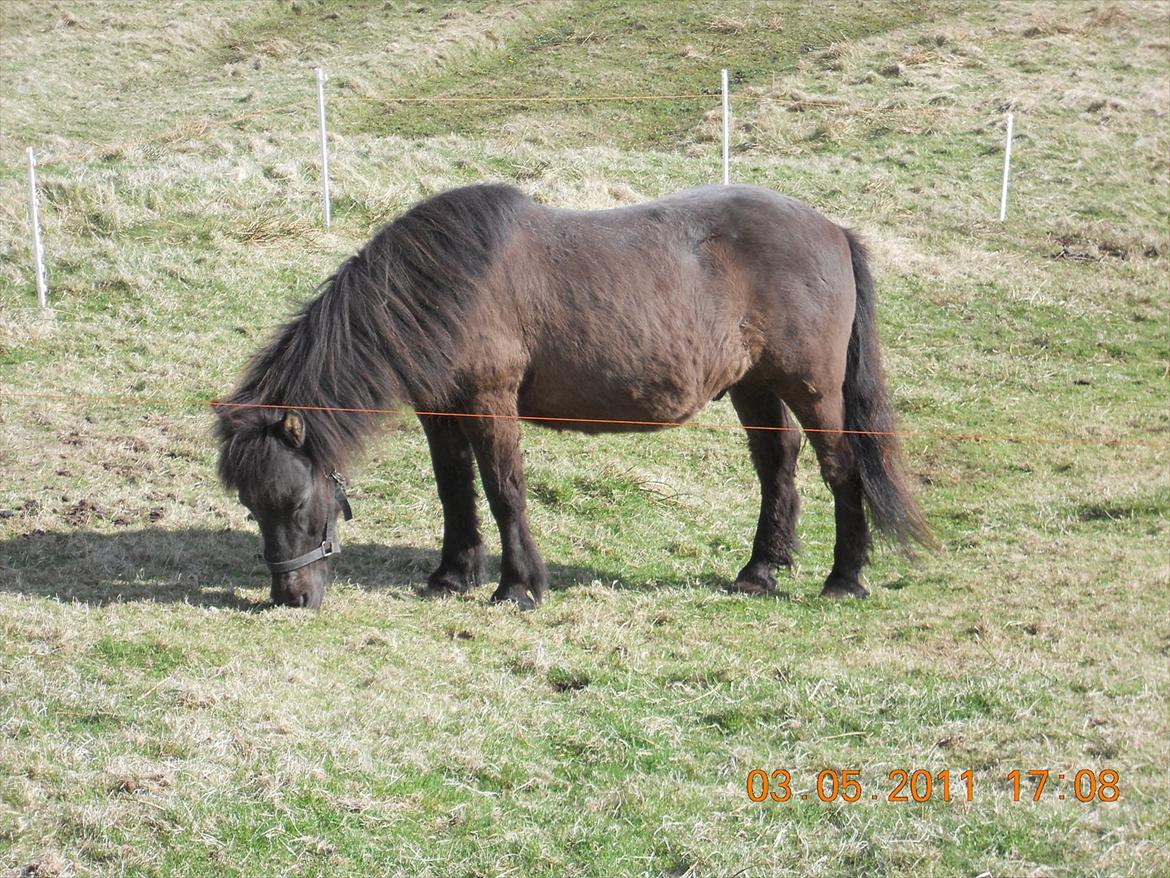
0,527,729,609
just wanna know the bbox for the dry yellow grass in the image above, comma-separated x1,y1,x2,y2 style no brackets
1,2,1167,876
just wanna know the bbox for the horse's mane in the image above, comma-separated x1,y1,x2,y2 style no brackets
215,183,530,487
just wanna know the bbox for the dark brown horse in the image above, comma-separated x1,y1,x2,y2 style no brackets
215,183,930,609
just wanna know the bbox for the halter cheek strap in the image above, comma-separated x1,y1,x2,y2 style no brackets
264,472,354,575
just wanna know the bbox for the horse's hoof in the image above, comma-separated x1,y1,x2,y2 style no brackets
491,582,540,611
420,568,477,599
728,573,776,596
820,576,869,599
729,563,778,596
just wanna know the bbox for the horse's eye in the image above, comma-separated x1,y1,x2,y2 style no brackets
245,511,255,522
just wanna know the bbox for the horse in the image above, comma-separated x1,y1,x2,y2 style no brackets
215,183,931,609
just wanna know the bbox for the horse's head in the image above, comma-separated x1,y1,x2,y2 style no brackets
215,408,352,609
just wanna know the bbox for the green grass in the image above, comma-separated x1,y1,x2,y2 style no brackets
1,1,1169,876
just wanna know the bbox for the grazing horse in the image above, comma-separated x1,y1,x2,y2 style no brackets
215,183,931,609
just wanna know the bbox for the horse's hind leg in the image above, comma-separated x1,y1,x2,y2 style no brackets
785,389,870,598
460,401,548,610
420,415,485,597
728,384,802,595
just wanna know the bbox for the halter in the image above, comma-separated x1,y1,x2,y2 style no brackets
264,471,354,575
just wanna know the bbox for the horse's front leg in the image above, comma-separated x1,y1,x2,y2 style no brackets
460,401,548,610
419,415,485,598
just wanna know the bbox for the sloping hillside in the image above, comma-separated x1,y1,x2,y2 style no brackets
1,2,1167,876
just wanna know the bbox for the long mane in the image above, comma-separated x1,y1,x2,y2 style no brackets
215,183,529,487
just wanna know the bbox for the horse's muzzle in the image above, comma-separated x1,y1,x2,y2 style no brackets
271,566,327,609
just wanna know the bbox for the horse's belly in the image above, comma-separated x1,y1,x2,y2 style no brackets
517,349,744,433
517,386,703,432
512,266,756,431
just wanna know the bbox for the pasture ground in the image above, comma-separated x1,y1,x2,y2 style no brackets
1,2,1168,876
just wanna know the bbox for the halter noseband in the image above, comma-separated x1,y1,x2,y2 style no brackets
264,471,354,575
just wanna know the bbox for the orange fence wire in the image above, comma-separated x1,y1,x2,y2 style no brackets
2,390,1166,450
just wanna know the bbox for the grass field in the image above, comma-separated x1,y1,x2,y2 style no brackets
1,1,1168,876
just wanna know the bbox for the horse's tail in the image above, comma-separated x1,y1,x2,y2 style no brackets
840,228,935,550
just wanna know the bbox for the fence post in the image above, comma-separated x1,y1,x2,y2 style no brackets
25,147,48,309
999,111,1014,222
315,67,332,228
721,68,730,185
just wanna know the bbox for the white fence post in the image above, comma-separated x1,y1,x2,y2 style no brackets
315,67,332,228
721,68,730,185
999,111,1014,222
25,147,47,309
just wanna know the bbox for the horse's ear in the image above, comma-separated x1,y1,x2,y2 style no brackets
281,411,306,448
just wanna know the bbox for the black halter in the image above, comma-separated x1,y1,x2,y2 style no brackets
264,471,354,575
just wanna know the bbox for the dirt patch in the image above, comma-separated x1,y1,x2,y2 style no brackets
63,499,102,527
111,771,175,794
12,853,68,878
102,459,157,479
1048,247,1100,263
115,436,149,453
1048,227,1164,262
1087,97,1126,114
547,667,590,692
0,500,41,520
